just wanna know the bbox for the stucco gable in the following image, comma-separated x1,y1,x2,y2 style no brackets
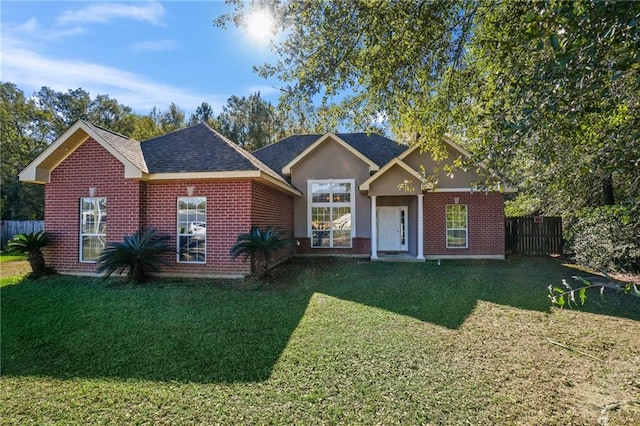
281,133,379,176
359,158,422,194
20,119,147,184
361,138,517,194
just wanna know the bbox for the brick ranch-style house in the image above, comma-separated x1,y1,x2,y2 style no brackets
20,120,516,278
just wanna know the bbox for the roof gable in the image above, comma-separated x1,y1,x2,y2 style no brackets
281,133,378,176
359,158,422,192
19,119,147,184
253,132,406,178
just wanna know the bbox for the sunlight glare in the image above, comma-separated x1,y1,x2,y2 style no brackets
244,9,275,43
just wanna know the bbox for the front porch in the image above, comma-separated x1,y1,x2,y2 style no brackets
369,194,425,261
373,251,424,262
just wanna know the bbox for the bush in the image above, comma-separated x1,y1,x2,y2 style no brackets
97,228,173,283
230,227,293,279
568,205,640,272
6,231,51,278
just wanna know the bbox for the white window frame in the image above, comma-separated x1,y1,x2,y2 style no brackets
446,204,468,249
308,179,356,248
79,197,107,262
177,197,207,264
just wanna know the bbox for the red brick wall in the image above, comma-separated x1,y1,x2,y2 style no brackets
144,179,253,277
250,181,295,266
44,138,144,273
424,192,505,256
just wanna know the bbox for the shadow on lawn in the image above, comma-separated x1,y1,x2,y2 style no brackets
1,256,638,384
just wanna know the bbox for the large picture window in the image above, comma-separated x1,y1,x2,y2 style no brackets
80,197,107,262
177,197,206,263
446,204,468,248
309,180,354,248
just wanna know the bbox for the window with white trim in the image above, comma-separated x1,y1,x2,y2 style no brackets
80,197,107,262
177,197,206,263
446,204,468,248
309,179,354,248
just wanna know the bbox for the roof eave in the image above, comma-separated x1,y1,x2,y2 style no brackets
144,170,302,196
19,120,146,184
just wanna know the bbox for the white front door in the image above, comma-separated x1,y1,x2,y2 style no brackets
377,206,408,251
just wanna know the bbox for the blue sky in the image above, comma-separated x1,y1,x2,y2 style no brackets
1,1,282,115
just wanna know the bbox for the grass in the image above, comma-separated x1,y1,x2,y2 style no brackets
0,253,27,263
2,256,639,424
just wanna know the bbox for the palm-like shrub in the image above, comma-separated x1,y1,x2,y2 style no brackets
97,228,173,283
230,227,293,279
7,231,51,278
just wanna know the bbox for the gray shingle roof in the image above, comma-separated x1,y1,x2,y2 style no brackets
83,120,148,173
252,133,407,177
141,123,259,173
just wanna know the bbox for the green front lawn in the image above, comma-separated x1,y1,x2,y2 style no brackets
2,257,639,424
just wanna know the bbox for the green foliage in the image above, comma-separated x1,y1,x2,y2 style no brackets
217,0,640,214
216,92,281,151
229,226,293,278
6,231,51,277
568,205,640,273
97,228,173,283
549,275,640,308
1,83,49,219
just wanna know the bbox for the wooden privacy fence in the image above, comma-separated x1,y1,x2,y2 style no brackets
1,220,45,248
505,216,563,255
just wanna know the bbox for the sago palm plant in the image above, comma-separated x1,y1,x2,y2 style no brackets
229,226,293,279
7,231,51,278
97,228,173,283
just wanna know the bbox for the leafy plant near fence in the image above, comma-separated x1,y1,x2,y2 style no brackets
97,228,173,283
567,205,640,273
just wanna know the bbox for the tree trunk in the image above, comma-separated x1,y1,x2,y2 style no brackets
252,252,268,279
602,175,615,206
28,250,46,277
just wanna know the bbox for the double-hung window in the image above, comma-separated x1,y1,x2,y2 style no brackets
309,179,354,248
80,197,107,262
177,197,206,263
446,204,468,248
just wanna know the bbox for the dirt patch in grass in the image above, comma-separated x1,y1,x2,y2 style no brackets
0,260,30,279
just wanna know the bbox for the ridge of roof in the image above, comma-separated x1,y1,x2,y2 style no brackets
200,123,292,186
81,120,148,173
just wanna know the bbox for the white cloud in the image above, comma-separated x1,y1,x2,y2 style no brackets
57,2,165,25
7,17,86,41
130,39,178,52
1,44,225,113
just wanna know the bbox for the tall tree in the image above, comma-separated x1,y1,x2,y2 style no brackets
0,83,49,219
217,92,281,150
217,0,639,212
34,86,92,137
88,94,137,136
158,102,186,134
456,1,640,212
189,102,218,126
